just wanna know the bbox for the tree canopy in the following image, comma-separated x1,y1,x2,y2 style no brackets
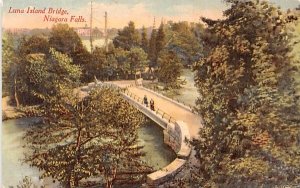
14,48,82,105
49,24,91,69
157,50,183,89
141,26,149,53
192,0,300,186
113,21,140,51
24,87,151,187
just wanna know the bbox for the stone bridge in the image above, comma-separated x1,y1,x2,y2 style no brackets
81,80,203,187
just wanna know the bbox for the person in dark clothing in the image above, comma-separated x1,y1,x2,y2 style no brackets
144,95,148,107
150,99,154,111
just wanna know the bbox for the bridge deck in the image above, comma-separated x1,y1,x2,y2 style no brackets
112,81,203,139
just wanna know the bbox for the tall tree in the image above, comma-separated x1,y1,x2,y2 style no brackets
157,50,183,89
127,47,148,78
141,26,149,53
49,24,91,69
114,47,130,79
148,29,157,68
14,48,82,105
113,21,140,51
49,24,82,56
87,47,107,81
2,32,20,105
155,22,166,57
17,34,50,58
192,0,300,187
23,87,151,188
166,21,203,67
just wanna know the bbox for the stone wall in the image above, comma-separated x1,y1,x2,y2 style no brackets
118,87,192,185
146,158,186,187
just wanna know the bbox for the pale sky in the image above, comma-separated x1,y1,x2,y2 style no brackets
2,0,300,29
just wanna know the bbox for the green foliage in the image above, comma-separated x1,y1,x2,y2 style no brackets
141,26,149,53
86,47,107,81
49,24,91,68
113,21,140,51
17,34,50,57
49,24,82,56
147,22,166,68
157,50,183,89
86,46,148,81
192,0,300,186
23,87,150,187
15,48,82,105
156,22,166,57
127,47,148,76
148,29,157,67
165,21,204,67
2,32,18,97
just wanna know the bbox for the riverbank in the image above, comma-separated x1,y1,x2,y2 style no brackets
2,96,25,120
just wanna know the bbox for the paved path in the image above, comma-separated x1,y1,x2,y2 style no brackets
112,81,203,139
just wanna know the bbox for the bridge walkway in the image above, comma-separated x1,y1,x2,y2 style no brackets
112,81,202,139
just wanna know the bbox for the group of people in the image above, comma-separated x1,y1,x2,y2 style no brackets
143,95,155,111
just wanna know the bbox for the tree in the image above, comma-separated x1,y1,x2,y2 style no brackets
49,24,91,69
2,32,20,105
114,47,130,79
49,24,82,56
113,21,140,51
23,87,151,188
14,48,82,105
17,34,50,58
157,50,183,89
141,26,148,53
148,29,157,67
155,22,166,57
7,34,51,105
86,47,107,81
126,47,148,79
192,0,300,186
165,21,203,67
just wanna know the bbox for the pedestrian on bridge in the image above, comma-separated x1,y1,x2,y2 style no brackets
150,99,155,111
144,95,148,107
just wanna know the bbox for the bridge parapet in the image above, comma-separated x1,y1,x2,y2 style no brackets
83,81,192,186
138,86,197,114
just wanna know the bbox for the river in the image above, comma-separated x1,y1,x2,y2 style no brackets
2,118,175,187
82,39,112,52
2,69,197,187
177,68,198,107
144,68,199,107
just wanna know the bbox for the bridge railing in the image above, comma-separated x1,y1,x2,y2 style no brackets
123,89,143,104
91,82,177,124
155,108,176,124
119,85,177,124
141,85,197,114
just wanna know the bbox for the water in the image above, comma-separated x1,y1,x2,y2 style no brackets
82,39,112,52
2,118,175,187
2,118,56,187
138,121,176,170
145,69,199,107
176,69,199,107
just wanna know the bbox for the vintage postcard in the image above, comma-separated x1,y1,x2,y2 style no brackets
1,0,300,187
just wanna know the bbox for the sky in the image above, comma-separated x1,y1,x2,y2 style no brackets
2,0,300,29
